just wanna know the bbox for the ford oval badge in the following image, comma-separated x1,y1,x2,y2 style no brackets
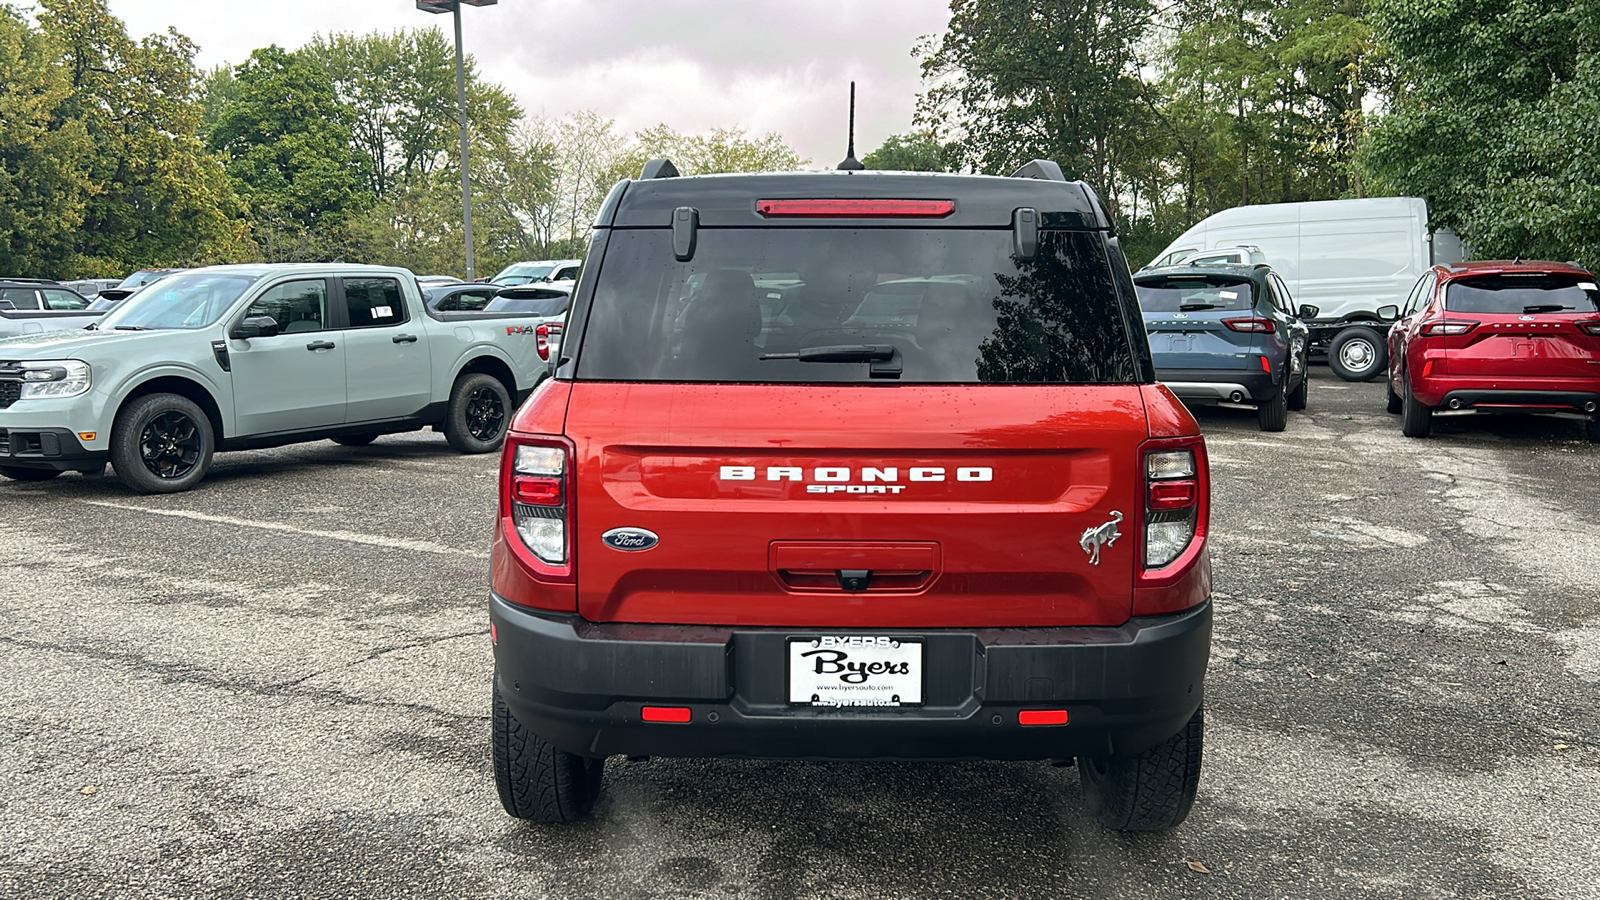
602,527,659,552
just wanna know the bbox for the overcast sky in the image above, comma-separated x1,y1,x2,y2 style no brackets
106,0,952,167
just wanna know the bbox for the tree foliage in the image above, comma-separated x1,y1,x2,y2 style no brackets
861,132,954,171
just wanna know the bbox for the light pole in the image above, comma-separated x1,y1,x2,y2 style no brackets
416,0,496,281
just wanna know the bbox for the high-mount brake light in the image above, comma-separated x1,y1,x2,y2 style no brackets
755,199,956,218
1422,319,1478,336
507,440,571,565
1143,446,1201,568
1223,318,1274,333
1578,319,1600,336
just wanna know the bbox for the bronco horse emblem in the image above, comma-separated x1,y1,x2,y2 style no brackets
1079,511,1123,566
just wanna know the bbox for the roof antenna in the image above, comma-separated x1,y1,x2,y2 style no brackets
837,81,864,171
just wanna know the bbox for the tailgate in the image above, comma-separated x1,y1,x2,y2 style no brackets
1144,310,1259,370
567,383,1146,628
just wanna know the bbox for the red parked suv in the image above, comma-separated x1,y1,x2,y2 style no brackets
1387,260,1600,440
489,159,1213,831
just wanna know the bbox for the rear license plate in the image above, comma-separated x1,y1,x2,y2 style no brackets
787,636,923,707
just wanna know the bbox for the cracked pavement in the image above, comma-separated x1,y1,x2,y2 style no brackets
1,368,1598,899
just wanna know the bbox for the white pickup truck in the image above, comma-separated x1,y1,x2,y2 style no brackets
0,263,557,492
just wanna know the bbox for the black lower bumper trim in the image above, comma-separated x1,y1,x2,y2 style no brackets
1439,389,1600,413
490,594,1212,761
0,427,104,471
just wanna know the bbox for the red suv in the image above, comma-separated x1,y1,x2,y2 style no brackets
1387,261,1600,440
489,159,1213,831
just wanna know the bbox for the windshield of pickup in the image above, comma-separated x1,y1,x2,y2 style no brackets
97,273,263,330
493,263,555,285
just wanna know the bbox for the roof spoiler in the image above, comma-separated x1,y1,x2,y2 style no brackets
1010,160,1065,181
639,159,679,180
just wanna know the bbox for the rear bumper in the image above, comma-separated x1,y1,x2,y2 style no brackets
1411,376,1600,413
0,427,104,471
490,593,1211,761
1156,367,1278,404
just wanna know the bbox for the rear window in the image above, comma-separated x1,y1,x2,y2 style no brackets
486,289,569,316
1445,273,1600,314
575,229,1138,384
1134,275,1255,312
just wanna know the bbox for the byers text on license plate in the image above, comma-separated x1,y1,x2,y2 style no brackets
787,636,923,707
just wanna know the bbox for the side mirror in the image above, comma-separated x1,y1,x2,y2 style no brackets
1377,304,1400,321
1298,304,1320,319
230,315,280,340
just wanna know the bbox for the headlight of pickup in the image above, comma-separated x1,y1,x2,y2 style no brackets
18,360,92,399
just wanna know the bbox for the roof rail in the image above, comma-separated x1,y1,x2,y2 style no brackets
1010,160,1066,182
639,159,680,180
0,276,57,284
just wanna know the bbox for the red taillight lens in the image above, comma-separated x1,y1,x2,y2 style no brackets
1142,443,1205,569
535,323,562,361
1148,480,1196,510
755,199,956,218
1259,355,1271,373
512,476,562,505
502,439,573,569
1422,319,1478,336
1577,320,1600,336
1224,318,1274,333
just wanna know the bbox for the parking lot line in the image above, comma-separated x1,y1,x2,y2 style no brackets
78,500,489,559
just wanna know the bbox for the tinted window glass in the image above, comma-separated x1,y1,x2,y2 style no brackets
344,278,406,327
42,289,88,310
246,280,328,333
434,288,496,311
577,229,1138,384
485,293,569,315
1445,273,1600,313
0,288,41,310
100,273,261,330
1134,276,1255,312
553,266,581,281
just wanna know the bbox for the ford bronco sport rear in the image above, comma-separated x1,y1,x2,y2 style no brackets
489,160,1213,831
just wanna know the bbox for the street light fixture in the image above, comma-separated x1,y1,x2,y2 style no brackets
416,0,497,280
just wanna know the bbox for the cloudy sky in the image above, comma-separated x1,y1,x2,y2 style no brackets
107,0,953,167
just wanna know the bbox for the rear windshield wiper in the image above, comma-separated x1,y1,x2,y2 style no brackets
1522,304,1569,314
760,344,902,378
1179,302,1219,311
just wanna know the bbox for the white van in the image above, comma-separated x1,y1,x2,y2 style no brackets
1146,198,1465,380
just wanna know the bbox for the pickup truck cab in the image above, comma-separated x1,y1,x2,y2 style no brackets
0,263,550,492
490,160,1212,831
0,279,101,338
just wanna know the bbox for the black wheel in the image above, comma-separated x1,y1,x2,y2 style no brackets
1286,372,1308,411
1401,379,1432,438
493,677,604,823
1257,389,1288,432
1386,377,1403,414
330,433,379,447
110,393,214,493
1328,327,1387,381
0,466,61,482
444,373,511,454
1080,704,1204,832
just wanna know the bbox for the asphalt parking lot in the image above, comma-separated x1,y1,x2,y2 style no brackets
2,368,1598,899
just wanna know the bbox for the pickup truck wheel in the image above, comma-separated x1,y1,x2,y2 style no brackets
1080,704,1203,832
1386,378,1403,414
110,393,214,494
1257,389,1288,432
493,677,604,823
330,433,379,447
1328,327,1386,381
0,466,61,482
1401,380,1433,438
444,373,511,453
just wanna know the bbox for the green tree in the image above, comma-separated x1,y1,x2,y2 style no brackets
861,131,953,171
209,45,370,256
0,7,92,277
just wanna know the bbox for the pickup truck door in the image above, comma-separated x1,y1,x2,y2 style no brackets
229,278,348,435
337,276,433,422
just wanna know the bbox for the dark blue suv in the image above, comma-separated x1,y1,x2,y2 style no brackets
1133,263,1310,431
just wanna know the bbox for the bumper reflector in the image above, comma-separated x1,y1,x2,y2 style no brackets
78,432,96,441
641,706,692,724
1018,709,1069,726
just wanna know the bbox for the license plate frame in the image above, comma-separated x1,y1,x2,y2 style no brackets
786,636,924,708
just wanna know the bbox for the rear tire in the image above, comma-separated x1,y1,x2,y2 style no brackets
493,678,604,823
110,393,214,493
0,466,61,482
1401,380,1433,438
1257,389,1288,432
1586,416,1600,443
330,433,379,447
1328,327,1386,381
444,373,511,454
1286,372,1308,411
1080,704,1204,832
1386,378,1403,414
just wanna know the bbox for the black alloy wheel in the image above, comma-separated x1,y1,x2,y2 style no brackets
465,385,506,442
140,410,204,480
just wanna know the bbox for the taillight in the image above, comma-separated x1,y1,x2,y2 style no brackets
1422,319,1478,336
1577,320,1600,336
535,323,562,361
504,439,573,567
1223,318,1274,333
755,199,956,218
1142,442,1204,569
